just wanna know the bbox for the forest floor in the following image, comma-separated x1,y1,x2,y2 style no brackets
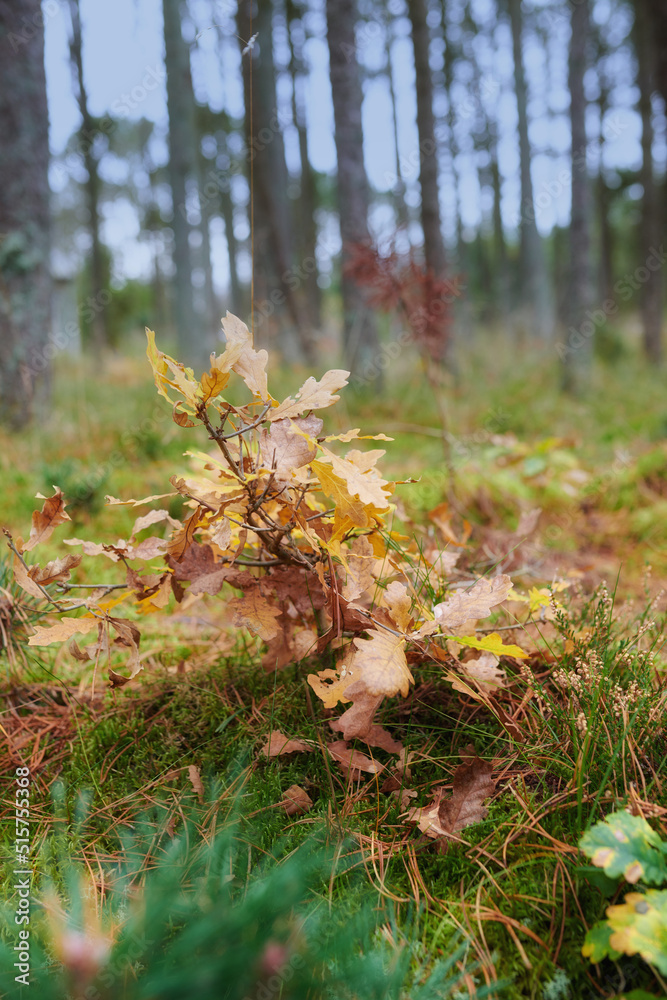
1,334,667,999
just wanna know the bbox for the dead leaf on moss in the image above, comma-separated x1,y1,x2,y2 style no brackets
327,740,383,778
261,730,313,757
281,784,313,816
187,764,204,802
406,749,496,848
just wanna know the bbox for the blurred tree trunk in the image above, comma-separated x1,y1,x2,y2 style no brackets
386,17,409,230
635,0,662,365
326,0,380,381
408,0,446,280
594,31,614,305
508,0,552,339
68,0,108,350
489,131,511,323
237,0,314,362
0,0,52,427
286,0,321,330
561,0,593,393
163,0,199,365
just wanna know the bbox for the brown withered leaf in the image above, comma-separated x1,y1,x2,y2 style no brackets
28,554,81,586
452,653,507,694
107,617,143,688
12,554,46,600
257,416,322,481
382,580,413,632
261,730,313,757
22,488,70,553
433,576,512,632
281,784,313,816
228,586,282,641
407,751,496,846
221,312,270,400
208,517,232,552
265,566,327,614
28,616,98,646
130,508,179,537
328,680,383,740
64,537,121,559
131,536,168,561
342,535,376,602
353,629,413,698
270,369,349,420
187,764,204,803
428,502,471,547
262,628,317,671
105,492,177,507
167,506,206,561
327,740,383,778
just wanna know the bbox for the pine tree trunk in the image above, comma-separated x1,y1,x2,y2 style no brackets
635,0,662,365
561,0,593,393
0,0,52,427
408,0,446,281
286,0,321,330
68,0,108,350
508,0,552,339
326,0,380,381
237,0,314,362
163,0,199,365
386,21,409,231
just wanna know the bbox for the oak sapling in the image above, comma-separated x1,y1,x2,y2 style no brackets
10,312,524,745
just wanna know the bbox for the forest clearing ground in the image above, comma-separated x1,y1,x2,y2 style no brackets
1,340,667,998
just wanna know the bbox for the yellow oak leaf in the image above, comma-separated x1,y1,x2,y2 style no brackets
145,328,172,401
451,633,528,659
199,367,230,403
311,460,370,528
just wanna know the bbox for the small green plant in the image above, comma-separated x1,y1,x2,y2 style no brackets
580,810,667,984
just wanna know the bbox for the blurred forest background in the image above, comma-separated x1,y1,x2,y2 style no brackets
0,0,666,425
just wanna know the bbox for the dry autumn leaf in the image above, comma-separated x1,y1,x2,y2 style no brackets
221,312,271,400
407,750,496,847
28,616,98,646
352,629,413,698
22,488,71,553
281,784,313,816
270,369,349,420
434,575,512,631
228,586,283,641
261,730,313,757
187,764,204,803
257,416,322,481
327,740,383,778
